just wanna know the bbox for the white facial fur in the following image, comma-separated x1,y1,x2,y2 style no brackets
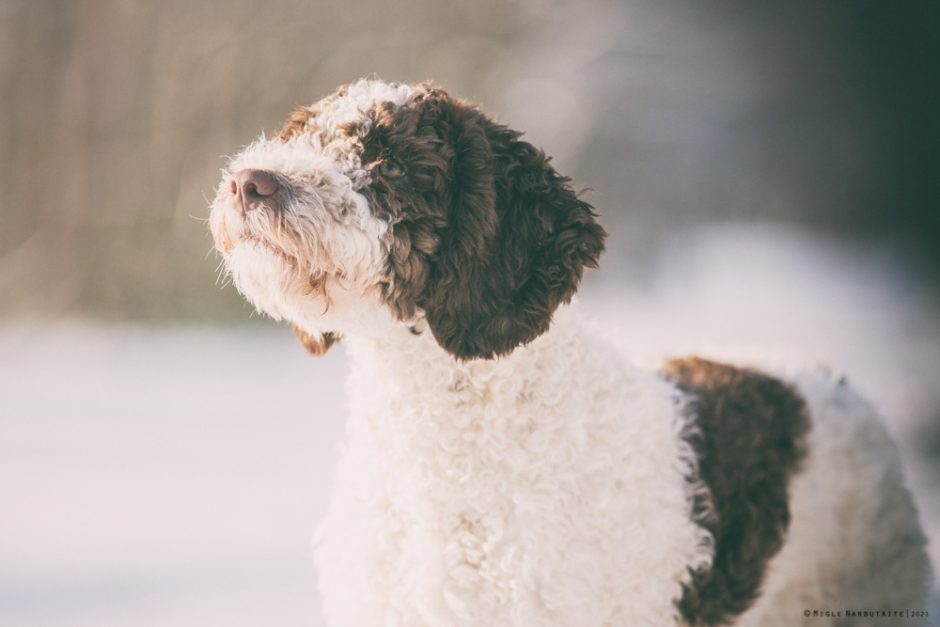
209,80,418,339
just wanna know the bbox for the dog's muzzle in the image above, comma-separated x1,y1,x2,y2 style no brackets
229,169,285,216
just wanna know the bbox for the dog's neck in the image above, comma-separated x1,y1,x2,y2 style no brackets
346,305,579,379
340,304,594,431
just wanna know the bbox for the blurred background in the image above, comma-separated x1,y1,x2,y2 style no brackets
1,0,938,625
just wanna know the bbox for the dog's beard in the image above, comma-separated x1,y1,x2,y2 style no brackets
223,241,312,320
211,193,394,333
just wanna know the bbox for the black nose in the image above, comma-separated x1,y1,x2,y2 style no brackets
232,169,281,213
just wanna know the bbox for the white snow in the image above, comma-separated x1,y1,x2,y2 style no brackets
1,223,937,626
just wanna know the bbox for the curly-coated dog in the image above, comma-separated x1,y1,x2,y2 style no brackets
209,79,933,626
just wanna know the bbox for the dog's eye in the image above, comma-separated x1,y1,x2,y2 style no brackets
378,159,405,179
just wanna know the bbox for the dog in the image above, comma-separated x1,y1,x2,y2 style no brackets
209,79,933,626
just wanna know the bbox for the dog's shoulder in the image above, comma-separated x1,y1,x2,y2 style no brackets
660,356,810,626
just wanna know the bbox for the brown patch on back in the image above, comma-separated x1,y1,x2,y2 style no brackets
660,357,810,626
292,325,339,356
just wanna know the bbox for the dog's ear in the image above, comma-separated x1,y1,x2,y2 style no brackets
417,92,606,359
292,325,340,357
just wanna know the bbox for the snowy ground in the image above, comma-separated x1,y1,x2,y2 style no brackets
1,224,938,626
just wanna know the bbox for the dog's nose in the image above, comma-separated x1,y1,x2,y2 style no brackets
232,169,281,213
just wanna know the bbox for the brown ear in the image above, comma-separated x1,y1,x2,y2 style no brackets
418,96,606,359
291,325,340,356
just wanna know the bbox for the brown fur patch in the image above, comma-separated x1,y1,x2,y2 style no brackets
217,212,234,253
279,105,316,140
358,85,607,359
660,357,810,626
292,325,339,356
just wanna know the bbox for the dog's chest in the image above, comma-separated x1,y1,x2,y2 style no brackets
313,329,709,626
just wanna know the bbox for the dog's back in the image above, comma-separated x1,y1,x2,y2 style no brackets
662,356,933,626
735,366,933,626
312,314,933,626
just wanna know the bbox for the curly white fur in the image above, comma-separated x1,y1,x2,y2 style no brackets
315,310,713,626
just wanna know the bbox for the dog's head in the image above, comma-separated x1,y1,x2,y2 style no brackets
210,80,606,359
